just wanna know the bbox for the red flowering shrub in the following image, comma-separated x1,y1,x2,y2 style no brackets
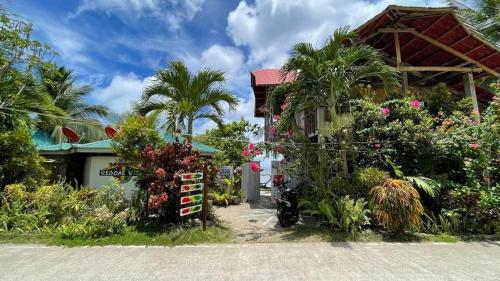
136,140,201,221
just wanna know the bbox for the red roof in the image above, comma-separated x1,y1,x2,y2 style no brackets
251,69,297,117
250,69,297,86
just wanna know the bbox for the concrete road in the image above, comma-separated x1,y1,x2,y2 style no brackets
0,242,499,281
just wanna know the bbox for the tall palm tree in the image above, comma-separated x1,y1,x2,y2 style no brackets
137,60,239,135
270,26,399,176
272,26,399,130
37,64,109,143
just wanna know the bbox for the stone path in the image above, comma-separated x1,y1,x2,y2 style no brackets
215,189,325,243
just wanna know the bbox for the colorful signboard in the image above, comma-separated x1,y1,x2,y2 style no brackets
181,172,203,181
180,194,203,205
181,183,203,193
180,172,204,218
180,204,202,216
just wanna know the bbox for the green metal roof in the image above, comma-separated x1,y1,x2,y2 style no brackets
31,130,54,149
33,131,218,155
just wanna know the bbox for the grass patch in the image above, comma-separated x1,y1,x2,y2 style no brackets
0,225,232,247
280,224,493,243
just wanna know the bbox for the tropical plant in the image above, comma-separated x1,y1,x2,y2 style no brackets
0,7,61,130
0,128,47,191
137,141,202,220
137,60,239,135
0,181,130,237
194,119,261,167
270,26,399,176
353,167,389,194
300,196,370,232
270,26,399,129
112,115,164,166
370,179,424,232
37,63,108,143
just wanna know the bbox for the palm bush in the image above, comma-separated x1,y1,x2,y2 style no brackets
370,179,424,232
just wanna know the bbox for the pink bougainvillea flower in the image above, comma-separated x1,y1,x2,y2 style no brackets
273,114,281,121
248,143,255,151
242,149,251,157
380,107,390,116
254,149,263,155
269,126,277,136
250,162,260,173
410,99,421,109
286,130,294,138
373,143,381,149
155,168,166,178
469,143,480,149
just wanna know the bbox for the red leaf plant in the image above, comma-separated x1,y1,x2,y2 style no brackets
137,140,201,221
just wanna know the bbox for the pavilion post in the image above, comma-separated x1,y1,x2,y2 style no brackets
394,30,408,95
402,72,409,95
463,72,480,122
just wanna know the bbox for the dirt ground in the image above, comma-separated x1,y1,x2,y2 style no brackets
215,189,326,243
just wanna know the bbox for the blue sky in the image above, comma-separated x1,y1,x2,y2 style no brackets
5,0,445,134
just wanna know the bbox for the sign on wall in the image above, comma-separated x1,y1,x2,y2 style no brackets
179,172,204,217
99,163,134,183
218,166,233,179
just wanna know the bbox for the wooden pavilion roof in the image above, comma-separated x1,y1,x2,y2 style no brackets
357,5,500,101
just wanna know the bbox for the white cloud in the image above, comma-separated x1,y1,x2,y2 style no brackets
91,73,153,114
227,0,446,67
75,0,206,30
200,45,245,78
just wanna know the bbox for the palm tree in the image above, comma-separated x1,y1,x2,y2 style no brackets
270,26,399,176
137,60,239,135
37,64,109,143
450,0,499,45
272,26,399,129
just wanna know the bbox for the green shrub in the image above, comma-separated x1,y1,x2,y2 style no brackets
301,196,370,233
0,128,47,191
0,181,131,238
353,167,388,194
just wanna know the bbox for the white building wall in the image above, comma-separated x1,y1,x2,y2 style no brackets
83,156,137,198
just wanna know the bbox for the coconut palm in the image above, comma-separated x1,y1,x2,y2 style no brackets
37,64,109,143
137,60,239,135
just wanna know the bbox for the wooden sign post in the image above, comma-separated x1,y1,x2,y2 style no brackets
201,163,209,231
179,166,208,231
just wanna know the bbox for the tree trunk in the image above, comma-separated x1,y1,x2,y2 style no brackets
187,117,193,142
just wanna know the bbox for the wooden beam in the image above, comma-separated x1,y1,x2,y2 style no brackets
407,29,499,77
397,66,483,72
394,30,401,67
423,62,470,81
378,27,415,33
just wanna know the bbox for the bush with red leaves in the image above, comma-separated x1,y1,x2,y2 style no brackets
136,140,201,221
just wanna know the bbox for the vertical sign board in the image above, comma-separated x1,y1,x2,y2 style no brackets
180,172,204,217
